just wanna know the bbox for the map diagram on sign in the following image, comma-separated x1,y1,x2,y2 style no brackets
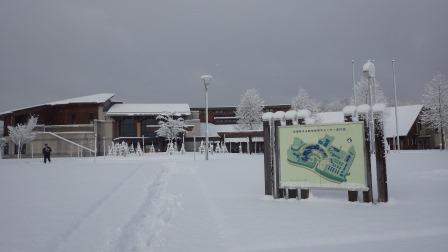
286,135,356,183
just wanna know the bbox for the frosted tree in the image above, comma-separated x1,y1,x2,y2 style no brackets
291,87,319,113
351,76,387,106
149,143,155,153
421,73,448,149
320,98,350,112
155,113,186,147
235,89,264,130
7,115,38,159
199,140,205,154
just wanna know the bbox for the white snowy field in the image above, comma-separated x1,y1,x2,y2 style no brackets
0,151,447,252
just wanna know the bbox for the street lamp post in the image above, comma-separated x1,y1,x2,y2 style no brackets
392,60,400,151
352,60,356,106
201,74,213,160
363,60,376,153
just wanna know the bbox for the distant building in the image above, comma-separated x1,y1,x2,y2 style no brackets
0,94,117,158
106,103,193,152
0,93,442,159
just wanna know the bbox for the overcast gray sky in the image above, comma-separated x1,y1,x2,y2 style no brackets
0,0,447,112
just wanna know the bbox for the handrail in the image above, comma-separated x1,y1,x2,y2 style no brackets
38,131,95,153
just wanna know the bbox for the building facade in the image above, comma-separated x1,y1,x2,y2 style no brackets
1,93,443,159
0,94,116,158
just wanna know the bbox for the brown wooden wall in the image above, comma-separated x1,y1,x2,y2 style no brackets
1,104,100,136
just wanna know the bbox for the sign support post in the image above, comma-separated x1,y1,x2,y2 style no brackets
374,106,389,202
358,110,373,203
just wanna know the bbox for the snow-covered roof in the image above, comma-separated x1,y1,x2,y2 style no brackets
383,105,423,138
47,93,115,105
197,123,221,137
107,104,191,116
197,123,262,137
261,105,422,137
314,105,422,138
0,93,115,116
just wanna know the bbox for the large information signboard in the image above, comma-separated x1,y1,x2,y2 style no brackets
278,122,368,190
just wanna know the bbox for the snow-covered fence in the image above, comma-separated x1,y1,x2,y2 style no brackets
263,105,389,203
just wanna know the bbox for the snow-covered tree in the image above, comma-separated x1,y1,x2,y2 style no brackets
291,87,319,113
7,115,38,159
155,113,186,146
320,98,350,112
351,76,387,106
235,89,264,130
420,73,448,149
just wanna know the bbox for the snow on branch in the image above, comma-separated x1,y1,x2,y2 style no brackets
155,113,186,143
420,73,448,149
7,115,38,159
351,76,387,106
291,87,319,113
236,89,264,130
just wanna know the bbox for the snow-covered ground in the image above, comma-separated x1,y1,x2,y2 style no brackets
0,151,447,252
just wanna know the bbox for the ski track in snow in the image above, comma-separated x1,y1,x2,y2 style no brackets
111,163,178,252
51,166,142,252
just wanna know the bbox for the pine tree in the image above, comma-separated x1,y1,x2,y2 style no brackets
421,73,448,149
291,87,319,112
235,89,264,130
7,115,38,159
155,113,186,146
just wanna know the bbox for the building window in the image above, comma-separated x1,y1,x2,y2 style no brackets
120,118,136,137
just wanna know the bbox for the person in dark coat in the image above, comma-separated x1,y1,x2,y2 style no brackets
42,144,52,163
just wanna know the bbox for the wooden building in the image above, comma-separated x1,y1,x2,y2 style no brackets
0,94,116,158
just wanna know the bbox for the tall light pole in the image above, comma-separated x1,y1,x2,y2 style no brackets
201,74,213,160
392,60,400,151
352,60,357,105
363,60,376,153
